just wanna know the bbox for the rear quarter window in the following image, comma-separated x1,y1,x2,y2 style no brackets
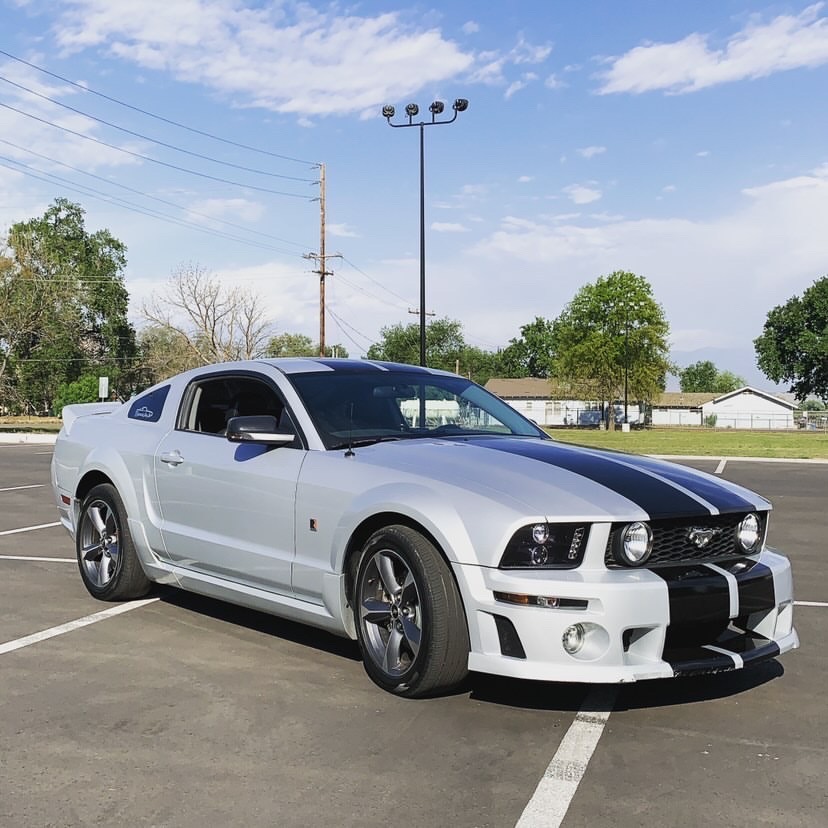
127,385,171,423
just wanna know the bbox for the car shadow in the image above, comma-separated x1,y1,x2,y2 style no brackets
155,585,363,663
467,659,784,711
152,586,785,709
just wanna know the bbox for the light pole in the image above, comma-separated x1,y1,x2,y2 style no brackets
382,98,468,367
622,299,643,424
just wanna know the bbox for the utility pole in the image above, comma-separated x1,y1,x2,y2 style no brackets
305,163,340,356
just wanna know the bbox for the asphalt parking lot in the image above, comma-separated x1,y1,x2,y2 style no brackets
1,444,825,827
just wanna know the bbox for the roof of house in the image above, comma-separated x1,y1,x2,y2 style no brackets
651,392,714,408
484,378,584,399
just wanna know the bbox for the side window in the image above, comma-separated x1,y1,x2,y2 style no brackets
128,385,171,423
179,376,286,436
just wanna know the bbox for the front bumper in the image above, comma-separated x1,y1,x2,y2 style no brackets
455,547,798,683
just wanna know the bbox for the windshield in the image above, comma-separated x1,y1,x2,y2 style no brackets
288,370,546,449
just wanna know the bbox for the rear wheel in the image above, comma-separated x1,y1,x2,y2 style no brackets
76,484,151,601
353,525,469,697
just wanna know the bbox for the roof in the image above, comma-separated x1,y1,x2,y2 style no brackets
651,392,715,408
258,358,452,376
484,378,585,399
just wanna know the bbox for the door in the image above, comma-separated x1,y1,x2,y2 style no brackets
153,373,306,595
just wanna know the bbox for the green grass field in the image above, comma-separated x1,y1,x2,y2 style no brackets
548,427,828,459
2,416,826,459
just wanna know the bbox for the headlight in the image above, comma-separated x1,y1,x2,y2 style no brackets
737,513,762,552
499,523,589,569
613,521,653,566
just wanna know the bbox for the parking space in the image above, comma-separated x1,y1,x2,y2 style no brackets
1,446,825,827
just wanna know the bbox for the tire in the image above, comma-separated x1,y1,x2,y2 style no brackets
352,525,469,698
76,483,152,601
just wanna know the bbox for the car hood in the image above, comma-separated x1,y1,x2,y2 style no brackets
352,436,769,521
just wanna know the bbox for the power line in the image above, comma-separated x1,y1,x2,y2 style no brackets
0,138,312,250
0,101,313,199
0,155,308,258
0,74,316,183
326,302,376,351
341,256,415,306
0,48,317,165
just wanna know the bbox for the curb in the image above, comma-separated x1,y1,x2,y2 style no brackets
0,434,58,445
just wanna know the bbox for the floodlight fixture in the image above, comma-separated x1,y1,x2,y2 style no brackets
382,105,395,118
453,98,469,112
429,100,445,115
405,103,419,117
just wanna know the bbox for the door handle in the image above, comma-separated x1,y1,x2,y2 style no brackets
159,451,184,466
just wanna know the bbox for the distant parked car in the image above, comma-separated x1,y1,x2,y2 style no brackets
51,359,798,697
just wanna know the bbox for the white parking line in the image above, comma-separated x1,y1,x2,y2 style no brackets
0,598,159,656
715,458,727,474
515,686,618,828
0,555,74,563
794,600,828,607
0,484,44,493
0,521,60,536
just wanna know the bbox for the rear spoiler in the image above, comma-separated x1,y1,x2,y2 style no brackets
61,401,122,432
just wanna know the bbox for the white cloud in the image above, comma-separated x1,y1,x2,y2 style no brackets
328,222,359,238
431,221,469,233
563,183,602,204
696,150,710,157
296,117,314,128
52,2,476,116
597,4,828,94
466,163,828,359
544,73,565,89
461,21,479,35
468,36,551,87
517,175,533,183
576,145,606,159
662,184,677,193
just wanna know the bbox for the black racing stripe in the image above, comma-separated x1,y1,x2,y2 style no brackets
732,637,781,666
734,562,776,615
310,359,388,372
604,452,759,514
467,437,711,518
657,564,731,627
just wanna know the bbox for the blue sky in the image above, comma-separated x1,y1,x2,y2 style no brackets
2,1,828,388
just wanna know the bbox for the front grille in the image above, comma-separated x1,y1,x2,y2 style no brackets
604,513,765,568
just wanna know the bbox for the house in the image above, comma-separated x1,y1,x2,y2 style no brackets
651,387,797,428
486,379,797,430
650,392,714,426
702,387,796,429
483,378,639,426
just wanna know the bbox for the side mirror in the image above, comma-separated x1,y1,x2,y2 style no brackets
225,415,296,446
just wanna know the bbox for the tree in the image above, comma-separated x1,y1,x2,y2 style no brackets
265,332,348,359
680,360,745,394
550,271,673,414
142,263,271,366
53,374,102,413
755,276,828,403
367,317,465,372
1,199,136,414
499,317,556,378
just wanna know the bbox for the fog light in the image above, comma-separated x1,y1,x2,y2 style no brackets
562,623,585,654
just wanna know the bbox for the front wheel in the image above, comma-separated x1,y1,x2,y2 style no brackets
76,483,151,601
353,525,469,697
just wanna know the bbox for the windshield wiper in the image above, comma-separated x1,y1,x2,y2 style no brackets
329,435,406,451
